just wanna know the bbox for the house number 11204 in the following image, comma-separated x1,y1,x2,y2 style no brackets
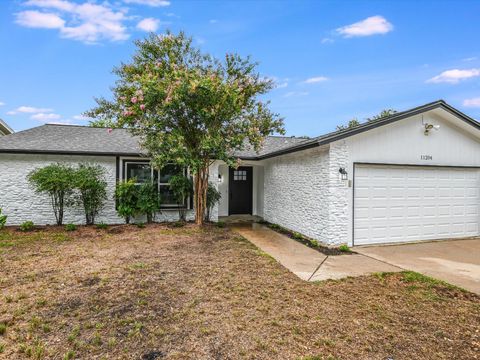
420,155,433,160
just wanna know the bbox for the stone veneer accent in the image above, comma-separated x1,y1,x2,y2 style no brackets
263,142,350,246
0,154,218,225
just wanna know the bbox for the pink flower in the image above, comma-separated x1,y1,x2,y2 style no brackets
131,96,138,104
140,104,146,111
107,128,113,134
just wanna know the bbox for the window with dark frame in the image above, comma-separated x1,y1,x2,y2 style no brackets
123,161,187,208
233,170,247,181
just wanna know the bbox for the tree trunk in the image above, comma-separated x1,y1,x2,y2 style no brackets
194,164,209,225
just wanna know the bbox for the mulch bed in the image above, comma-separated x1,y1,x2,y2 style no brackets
0,224,478,359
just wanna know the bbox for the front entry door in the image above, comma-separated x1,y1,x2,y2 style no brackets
229,166,253,215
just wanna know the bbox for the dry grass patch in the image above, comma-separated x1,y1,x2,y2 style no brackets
0,224,478,359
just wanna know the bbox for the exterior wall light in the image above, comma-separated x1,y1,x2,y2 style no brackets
218,174,223,183
424,123,440,136
339,167,348,180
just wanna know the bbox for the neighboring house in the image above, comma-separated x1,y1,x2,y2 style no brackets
0,119,13,136
0,100,479,247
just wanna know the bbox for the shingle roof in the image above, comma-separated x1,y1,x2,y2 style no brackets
0,124,309,158
0,100,477,160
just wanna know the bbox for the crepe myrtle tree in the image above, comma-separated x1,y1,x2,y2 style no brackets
86,31,284,225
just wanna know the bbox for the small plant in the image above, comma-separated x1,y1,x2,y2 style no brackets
65,223,77,231
292,232,304,240
135,222,145,228
338,244,351,252
170,221,185,228
216,221,226,228
20,221,35,232
169,175,193,222
205,182,221,222
63,350,75,360
309,239,319,247
0,208,7,229
0,323,6,335
96,222,108,230
114,179,138,224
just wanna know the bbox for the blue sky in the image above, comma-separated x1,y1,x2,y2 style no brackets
1,0,480,136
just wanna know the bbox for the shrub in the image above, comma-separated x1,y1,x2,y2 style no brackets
65,224,77,231
169,175,193,222
205,182,221,222
114,179,138,224
216,221,226,228
20,221,34,232
0,208,6,229
338,244,351,253
135,222,145,228
137,182,160,223
73,164,108,225
28,163,76,225
96,223,108,230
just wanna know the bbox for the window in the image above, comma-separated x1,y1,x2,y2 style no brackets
123,160,187,208
159,164,185,207
233,170,247,181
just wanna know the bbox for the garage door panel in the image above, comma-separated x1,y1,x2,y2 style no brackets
354,165,480,245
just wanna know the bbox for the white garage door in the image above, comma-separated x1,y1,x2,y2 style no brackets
354,164,480,246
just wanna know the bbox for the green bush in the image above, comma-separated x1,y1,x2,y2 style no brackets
205,182,221,222
137,182,160,223
216,221,226,228
0,208,7,229
169,175,193,222
65,224,77,231
28,163,76,225
338,244,351,252
114,179,138,224
96,223,108,230
135,222,145,228
20,221,35,232
73,164,108,225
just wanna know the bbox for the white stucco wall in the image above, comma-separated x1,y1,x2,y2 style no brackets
263,147,330,242
0,153,218,225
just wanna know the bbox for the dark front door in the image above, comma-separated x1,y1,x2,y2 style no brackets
229,166,253,215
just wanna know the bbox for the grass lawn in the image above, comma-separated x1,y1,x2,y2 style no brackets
0,224,478,359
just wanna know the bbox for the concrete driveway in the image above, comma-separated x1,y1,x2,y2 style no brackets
355,238,480,294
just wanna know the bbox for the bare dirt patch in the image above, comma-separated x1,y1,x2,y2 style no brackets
0,225,478,359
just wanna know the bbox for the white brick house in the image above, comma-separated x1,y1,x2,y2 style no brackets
1,100,480,247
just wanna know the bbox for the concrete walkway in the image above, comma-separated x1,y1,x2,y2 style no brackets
232,223,400,281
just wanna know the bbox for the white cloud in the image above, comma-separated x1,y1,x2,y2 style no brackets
276,81,288,89
0,102,5,106
321,37,334,44
427,68,480,84
303,76,328,84
336,15,393,38
209,19,218,24
8,106,54,115
463,97,480,107
15,10,65,29
17,0,130,44
31,112,61,121
136,18,160,32
463,57,477,62
123,0,170,6
283,91,309,98
72,114,91,120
